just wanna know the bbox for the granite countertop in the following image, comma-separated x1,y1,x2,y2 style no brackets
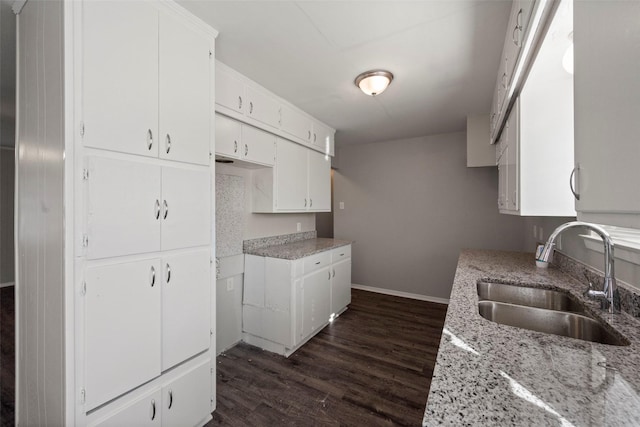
423,249,640,426
244,238,352,260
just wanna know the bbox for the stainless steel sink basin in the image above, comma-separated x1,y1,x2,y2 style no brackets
477,281,585,313
476,280,629,346
478,301,629,346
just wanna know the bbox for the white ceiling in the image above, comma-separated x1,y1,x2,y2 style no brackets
178,1,512,146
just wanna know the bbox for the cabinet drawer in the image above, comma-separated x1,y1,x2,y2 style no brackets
331,245,351,262
303,251,331,275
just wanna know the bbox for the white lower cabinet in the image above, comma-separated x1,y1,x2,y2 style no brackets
243,245,351,356
91,359,211,427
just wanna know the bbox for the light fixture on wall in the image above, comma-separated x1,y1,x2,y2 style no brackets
354,70,394,96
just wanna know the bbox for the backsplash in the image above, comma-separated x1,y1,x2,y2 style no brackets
216,173,245,257
243,231,317,252
555,251,640,317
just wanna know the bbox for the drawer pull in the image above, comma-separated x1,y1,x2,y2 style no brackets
150,266,156,287
570,165,580,201
150,399,156,420
166,264,171,283
168,389,173,409
315,261,321,265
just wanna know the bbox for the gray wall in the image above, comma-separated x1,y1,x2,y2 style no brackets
16,1,66,424
0,0,15,285
334,132,526,300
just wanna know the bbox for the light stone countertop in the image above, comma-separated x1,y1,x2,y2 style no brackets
244,237,352,260
423,249,640,426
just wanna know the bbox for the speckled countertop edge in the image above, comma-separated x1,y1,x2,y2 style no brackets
244,237,352,260
423,249,640,427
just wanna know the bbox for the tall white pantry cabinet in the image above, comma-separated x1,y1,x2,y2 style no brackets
14,1,218,426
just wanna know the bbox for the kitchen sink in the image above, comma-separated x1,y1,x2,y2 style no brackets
477,281,629,346
477,281,585,313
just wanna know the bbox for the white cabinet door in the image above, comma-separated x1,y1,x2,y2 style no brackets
91,389,162,427
312,122,333,154
159,12,211,165
574,1,640,214
84,259,162,410
215,114,241,159
215,66,244,114
161,249,211,371
307,150,331,211
242,125,275,166
161,166,211,251
506,107,519,212
82,1,159,158
331,259,351,315
275,139,308,211
245,86,280,129
86,157,161,260
161,359,212,427
301,268,331,340
280,104,312,143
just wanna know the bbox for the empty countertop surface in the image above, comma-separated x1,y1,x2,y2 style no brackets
423,249,640,426
244,238,352,260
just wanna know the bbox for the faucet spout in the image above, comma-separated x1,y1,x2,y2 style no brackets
536,221,619,314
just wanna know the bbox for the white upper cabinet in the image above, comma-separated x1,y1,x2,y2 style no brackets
161,249,211,371
84,259,162,410
82,1,159,158
280,104,313,144
81,3,211,165
308,150,331,211
215,114,275,166
215,66,245,114
158,12,211,165
245,86,281,129
574,1,640,218
274,138,308,211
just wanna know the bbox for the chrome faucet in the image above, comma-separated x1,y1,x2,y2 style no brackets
536,221,620,314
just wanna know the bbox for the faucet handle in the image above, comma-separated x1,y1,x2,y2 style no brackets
583,280,594,297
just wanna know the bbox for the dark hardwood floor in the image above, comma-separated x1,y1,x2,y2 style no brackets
0,286,14,427
208,289,448,426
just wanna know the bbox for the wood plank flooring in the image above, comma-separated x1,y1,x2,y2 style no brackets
0,286,14,427
208,289,448,426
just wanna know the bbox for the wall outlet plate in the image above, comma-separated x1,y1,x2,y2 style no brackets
296,222,301,232
226,277,234,291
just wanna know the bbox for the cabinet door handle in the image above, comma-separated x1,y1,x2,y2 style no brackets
570,165,580,200
234,140,238,153
249,101,253,114
147,129,153,150
154,199,160,220
238,96,242,110
245,144,248,157
308,130,311,140
150,399,156,420
333,269,335,278
315,261,321,265
163,200,169,219
313,133,317,142
310,198,313,208
165,134,171,154
501,72,507,89
328,271,331,280
166,263,171,283
512,9,523,47
304,198,307,207
168,389,173,409
150,266,156,287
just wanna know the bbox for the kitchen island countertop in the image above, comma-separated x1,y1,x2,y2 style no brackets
424,249,640,426
244,237,351,260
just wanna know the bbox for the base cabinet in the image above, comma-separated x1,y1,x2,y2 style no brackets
243,245,351,356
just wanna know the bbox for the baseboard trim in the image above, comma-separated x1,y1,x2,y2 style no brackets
351,284,449,305
0,282,14,289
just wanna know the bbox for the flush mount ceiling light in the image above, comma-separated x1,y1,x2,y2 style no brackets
354,70,394,96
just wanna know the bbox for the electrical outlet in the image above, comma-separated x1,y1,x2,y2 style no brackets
533,225,538,238
339,202,344,210
296,222,301,232
226,277,234,291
